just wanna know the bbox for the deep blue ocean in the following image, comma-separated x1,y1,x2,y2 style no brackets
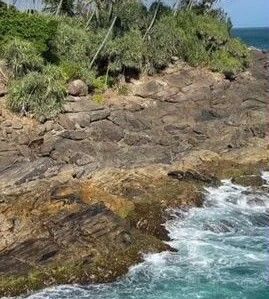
232,27,269,50
15,29,269,299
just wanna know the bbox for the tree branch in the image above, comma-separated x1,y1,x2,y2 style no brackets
89,16,117,69
143,0,161,41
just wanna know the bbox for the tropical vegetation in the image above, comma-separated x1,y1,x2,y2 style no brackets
0,0,250,118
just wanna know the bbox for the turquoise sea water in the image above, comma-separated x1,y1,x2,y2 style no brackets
23,174,269,299
232,27,269,50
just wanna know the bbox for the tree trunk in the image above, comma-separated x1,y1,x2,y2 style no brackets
56,0,64,16
85,9,95,28
143,0,161,41
187,0,194,10
89,16,117,69
173,0,181,16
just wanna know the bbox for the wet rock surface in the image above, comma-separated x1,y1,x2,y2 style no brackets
232,175,266,187
0,51,269,296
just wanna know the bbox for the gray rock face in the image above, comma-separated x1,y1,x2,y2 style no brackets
0,51,268,190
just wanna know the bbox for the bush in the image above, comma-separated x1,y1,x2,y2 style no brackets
113,1,148,33
182,35,210,66
195,14,230,48
51,21,89,66
171,10,249,72
0,7,58,53
108,29,144,73
59,61,96,86
7,65,66,118
226,38,250,67
210,49,243,73
51,20,109,71
144,15,184,70
2,38,44,78
3,3,251,120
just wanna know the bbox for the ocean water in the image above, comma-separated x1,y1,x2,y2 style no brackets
22,174,269,299
232,27,269,50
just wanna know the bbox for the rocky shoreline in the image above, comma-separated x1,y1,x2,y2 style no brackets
0,50,268,297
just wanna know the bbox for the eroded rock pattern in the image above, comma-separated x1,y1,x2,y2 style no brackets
0,51,269,296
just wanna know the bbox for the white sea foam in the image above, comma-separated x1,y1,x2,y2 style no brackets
23,174,269,299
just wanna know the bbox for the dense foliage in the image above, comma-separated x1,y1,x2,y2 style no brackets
0,0,250,118
8,65,66,118
0,7,57,53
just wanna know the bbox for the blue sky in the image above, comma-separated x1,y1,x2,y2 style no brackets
220,0,269,28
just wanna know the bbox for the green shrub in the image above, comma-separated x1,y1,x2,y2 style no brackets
195,14,230,48
8,65,66,118
113,1,148,33
226,38,250,67
182,36,210,66
109,29,144,73
51,21,109,71
2,38,44,78
0,7,58,53
210,49,243,73
172,10,249,72
92,76,111,93
59,61,96,86
145,15,184,70
51,22,89,66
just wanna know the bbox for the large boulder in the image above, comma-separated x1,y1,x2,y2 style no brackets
68,79,88,96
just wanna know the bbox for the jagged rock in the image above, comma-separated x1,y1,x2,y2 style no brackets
231,175,265,187
58,112,92,129
70,152,95,166
88,120,124,142
89,109,110,122
134,80,164,98
0,158,56,189
63,98,103,113
168,170,219,185
241,98,266,109
68,79,88,96
59,130,87,141
165,71,193,88
123,132,151,146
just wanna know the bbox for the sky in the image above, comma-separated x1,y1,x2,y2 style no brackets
3,0,269,28
220,0,269,28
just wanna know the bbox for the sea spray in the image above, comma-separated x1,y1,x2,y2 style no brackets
24,173,269,299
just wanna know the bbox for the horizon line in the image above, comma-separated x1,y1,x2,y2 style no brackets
233,26,269,29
